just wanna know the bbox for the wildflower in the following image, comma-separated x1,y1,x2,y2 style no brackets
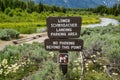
14,66,19,70
78,67,81,71
21,62,26,65
30,62,34,64
112,72,118,75
77,58,81,61
49,52,54,57
75,63,79,66
97,77,100,79
49,52,54,55
92,70,96,72
4,65,8,69
93,55,96,57
99,63,102,65
2,59,8,66
0,69,3,74
88,60,92,64
103,65,106,68
73,68,77,72
8,67,12,70
85,63,89,66
97,52,101,55
7,69,11,73
86,68,89,71
12,70,16,73
93,60,96,62
90,55,94,58
75,78,77,79
4,71,9,76
74,60,78,63
11,63,18,68
27,58,31,62
84,59,87,61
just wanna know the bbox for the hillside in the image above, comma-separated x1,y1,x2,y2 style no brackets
34,0,118,8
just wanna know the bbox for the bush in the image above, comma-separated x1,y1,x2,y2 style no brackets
81,25,120,58
8,10,14,17
4,7,11,15
0,42,50,80
28,61,62,80
0,29,19,40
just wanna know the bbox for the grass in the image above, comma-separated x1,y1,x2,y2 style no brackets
0,21,46,34
82,16,100,24
84,71,112,80
0,11,100,34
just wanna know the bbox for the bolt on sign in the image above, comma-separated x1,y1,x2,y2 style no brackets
44,39,83,51
47,17,82,38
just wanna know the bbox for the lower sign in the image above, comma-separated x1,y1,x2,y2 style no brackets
44,39,84,51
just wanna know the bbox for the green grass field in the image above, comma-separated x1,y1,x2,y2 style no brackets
0,11,100,34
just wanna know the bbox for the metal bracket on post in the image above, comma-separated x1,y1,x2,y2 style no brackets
58,51,68,75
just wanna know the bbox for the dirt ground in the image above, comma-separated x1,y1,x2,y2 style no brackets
0,32,47,51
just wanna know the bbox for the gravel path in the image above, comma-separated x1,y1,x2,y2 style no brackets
0,41,13,51
0,32,47,51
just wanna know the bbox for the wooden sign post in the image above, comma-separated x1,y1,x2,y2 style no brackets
44,17,83,75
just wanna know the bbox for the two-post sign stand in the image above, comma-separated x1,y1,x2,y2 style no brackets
44,17,83,75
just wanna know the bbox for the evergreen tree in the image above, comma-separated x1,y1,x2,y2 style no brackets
36,2,43,13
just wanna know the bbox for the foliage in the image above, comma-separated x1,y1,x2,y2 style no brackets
93,4,120,16
84,71,112,80
81,25,120,59
0,11,100,34
28,61,62,80
0,0,100,34
0,0,66,13
0,42,48,80
0,29,19,40
4,7,11,15
0,24,120,80
68,3,120,16
80,25,120,80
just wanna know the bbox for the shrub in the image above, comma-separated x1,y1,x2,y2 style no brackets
8,10,14,17
0,29,19,40
0,42,50,80
4,7,11,15
28,61,62,80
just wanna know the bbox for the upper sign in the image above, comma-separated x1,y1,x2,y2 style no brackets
44,39,84,51
47,17,82,38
